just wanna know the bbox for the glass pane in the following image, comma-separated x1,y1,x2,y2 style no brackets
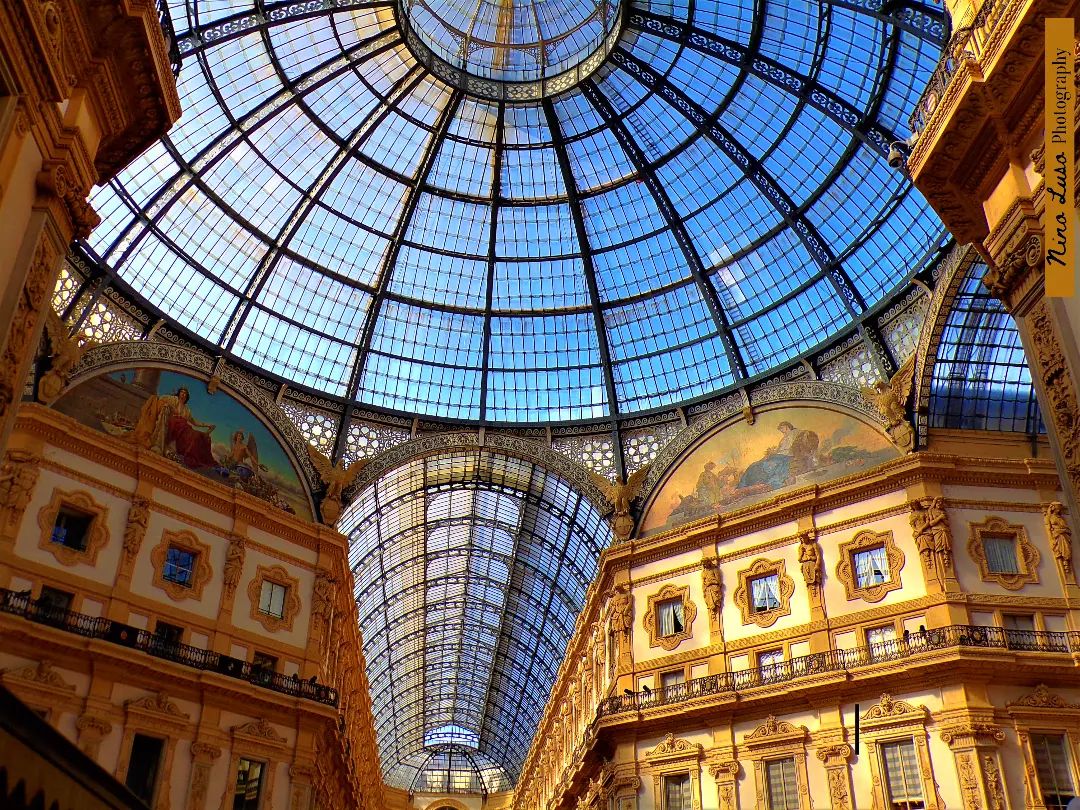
984,536,1020,574
766,758,798,810
882,739,924,806
233,758,264,810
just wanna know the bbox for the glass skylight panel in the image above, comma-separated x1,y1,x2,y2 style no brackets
564,126,637,190
582,180,665,248
666,48,740,113
762,106,847,206
621,89,698,162
167,57,228,156
816,7,885,103
739,277,850,374
716,229,813,321
759,0,820,73
405,194,491,256
593,230,689,301
203,33,279,121
500,145,565,199
719,74,797,157
86,0,946,427
692,0,751,39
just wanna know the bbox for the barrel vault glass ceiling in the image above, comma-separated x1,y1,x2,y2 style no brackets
84,0,948,425
338,450,609,790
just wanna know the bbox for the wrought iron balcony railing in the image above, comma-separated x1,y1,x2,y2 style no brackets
599,624,1079,717
908,0,997,135
0,588,337,706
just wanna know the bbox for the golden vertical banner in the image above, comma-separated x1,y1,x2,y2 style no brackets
1045,18,1075,296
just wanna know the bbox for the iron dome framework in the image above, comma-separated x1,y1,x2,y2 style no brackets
85,0,948,431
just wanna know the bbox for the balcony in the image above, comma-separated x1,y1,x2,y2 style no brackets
599,624,1078,716
0,588,337,707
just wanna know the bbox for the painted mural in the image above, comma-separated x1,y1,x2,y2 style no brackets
54,368,313,520
641,407,899,535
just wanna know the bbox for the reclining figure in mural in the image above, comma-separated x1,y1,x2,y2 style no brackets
737,421,819,490
130,386,218,468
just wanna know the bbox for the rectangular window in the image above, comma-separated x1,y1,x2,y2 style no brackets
759,648,785,680
867,625,898,661
983,535,1020,574
751,574,781,613
765,757,799,810
259,581,287,618
1032,733,1077,809
154,621,183,646
125,733,164,804
854,546,890,587
51,507,93,551
37,586,73,612
663,773,691,810
660,669,685,689
881,738,925,809
163,546,196,587
233,758,264,810
252,652,278,672
1003,614,1037,649
657,598,685,636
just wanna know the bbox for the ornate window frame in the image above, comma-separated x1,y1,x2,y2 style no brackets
1006,685,1080,810
247,564,302,633
643,584,698,651
968,516,1040,590
859,693,943,810
150,529,212,601
115,692,192,807
741,716,811,810
224,718,289,810
733,558,794,628
834,529,904,602
36,489,110,567
643,733,704,810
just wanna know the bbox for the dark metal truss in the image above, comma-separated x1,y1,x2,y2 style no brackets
175,0,394,56
624,9,904,157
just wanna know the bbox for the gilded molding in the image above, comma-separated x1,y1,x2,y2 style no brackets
967,515,1040,590
733,558,795,628
834,529,905,603
35,488,110,567
642,584,698,651
151,529,213,602
248,564,302,633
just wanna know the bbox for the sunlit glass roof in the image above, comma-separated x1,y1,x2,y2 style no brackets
84,0,947,424
338,450,609,789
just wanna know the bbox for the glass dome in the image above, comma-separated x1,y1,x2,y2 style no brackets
84,0,947,424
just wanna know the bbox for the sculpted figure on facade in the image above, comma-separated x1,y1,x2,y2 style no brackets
798,530,822,589
1045,501,1074,574
608,585,633,656
0,450,39,526
860,354,916,453
589,464,650,543
313,570,337,633
122,496,150,563
222,534,245,596
702,559,722,621
38,308,94,404
910,497,951,582
306,444,368,524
